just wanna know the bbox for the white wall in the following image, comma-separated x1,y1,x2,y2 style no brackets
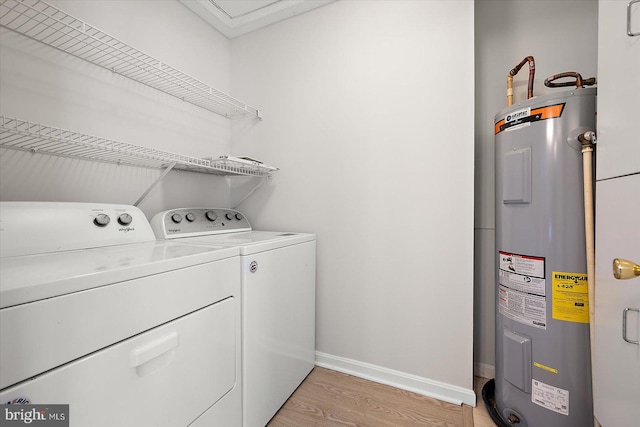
0,0,235,217
0,0,600,405
231,0,475,404
474,0,598,378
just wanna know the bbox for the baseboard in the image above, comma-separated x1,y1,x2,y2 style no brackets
315,351,476,407
474,362,495,380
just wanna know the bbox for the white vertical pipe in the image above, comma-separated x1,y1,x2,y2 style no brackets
580,132,599,427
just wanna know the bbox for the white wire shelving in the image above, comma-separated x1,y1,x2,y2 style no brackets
0,0,261,119
0,116,276,178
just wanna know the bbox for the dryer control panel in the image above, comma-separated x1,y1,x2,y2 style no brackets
150,208,251,239
0,202,155,258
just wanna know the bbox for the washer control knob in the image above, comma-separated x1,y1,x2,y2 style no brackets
235,213,243,221
94,214,111,227
225,212,234,220
117,213,133,226
171,213,182,223
185,213,196,222
205,211,217,221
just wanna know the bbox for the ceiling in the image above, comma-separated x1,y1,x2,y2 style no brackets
179,0,336,39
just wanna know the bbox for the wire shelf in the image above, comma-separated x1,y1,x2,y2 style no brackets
0,0,261,119
0,116,275,177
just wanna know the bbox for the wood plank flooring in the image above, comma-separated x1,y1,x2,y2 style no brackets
268,367,496,427
472,377,496,427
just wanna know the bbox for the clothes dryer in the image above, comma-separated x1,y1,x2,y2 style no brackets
151,208,316,427
0,202,241,427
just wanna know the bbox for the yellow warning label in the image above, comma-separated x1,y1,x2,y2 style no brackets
534,362,558,374
552,271,589,323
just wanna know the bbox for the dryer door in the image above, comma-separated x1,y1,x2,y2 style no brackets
0,298,239,427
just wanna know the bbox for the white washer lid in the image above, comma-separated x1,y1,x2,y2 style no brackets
0,241,238,308
177,231,316,255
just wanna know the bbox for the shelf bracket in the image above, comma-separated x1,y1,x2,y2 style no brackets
134,162,177,207
231,177,269,209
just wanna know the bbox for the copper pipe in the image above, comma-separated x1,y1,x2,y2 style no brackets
545,72,597,89
508,56,535,103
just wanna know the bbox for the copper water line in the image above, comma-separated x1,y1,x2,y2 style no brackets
544,72,597,89
507,56,535,106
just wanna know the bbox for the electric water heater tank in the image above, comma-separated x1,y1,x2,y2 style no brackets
494,87,596,427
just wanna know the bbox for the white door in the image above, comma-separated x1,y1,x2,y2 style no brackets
596,0,640,182
594,175,640,426
594,1,640,425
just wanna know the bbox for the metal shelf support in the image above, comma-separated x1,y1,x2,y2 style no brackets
231,177,269,210
134,161,177,207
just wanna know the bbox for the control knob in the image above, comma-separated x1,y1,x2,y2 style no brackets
185,213,196,222
225,212,234,220
205,211,217,221
171,213,182,223
118,213,133,225
94,214,111,227
235,213,243,220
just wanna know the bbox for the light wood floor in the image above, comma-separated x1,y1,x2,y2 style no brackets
472,377,496,427
268,367,497,427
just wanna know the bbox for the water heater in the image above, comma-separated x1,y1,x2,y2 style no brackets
493,87,596,426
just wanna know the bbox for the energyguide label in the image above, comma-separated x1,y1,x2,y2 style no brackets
552,271,589,323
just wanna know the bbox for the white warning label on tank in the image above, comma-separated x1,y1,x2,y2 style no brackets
499,270,545,296
499,252,545,278
498,285,547,329
532,379,569,416
498,251,547,329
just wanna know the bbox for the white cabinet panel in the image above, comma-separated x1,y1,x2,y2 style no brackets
596,0,640,180
595,2,640,424
594,174,640,426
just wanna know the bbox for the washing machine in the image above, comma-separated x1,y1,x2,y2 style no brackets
151,207,316,427
0,202,242,427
